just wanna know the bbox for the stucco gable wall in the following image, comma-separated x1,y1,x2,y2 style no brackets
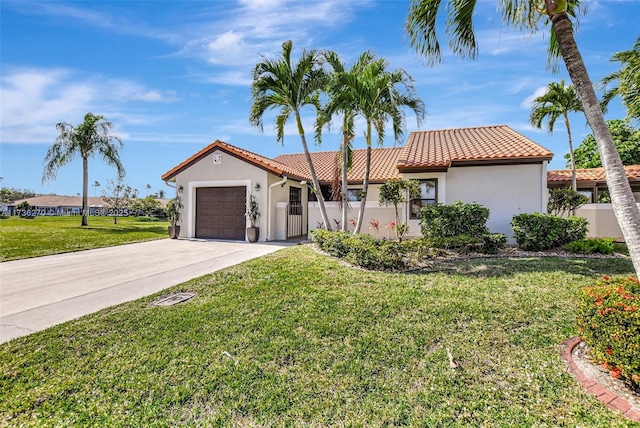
443,163,546,238
173,150,270,239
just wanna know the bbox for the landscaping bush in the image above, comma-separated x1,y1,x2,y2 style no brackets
482,233,508,254
311,230,407,270
565,238,615,254
577,276,640,387
547,188,589,216
310,230,352,258
511,213,587,251
420,201,489,238
425,234,507,254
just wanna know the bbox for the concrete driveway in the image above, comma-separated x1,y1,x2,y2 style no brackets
0,239,290,343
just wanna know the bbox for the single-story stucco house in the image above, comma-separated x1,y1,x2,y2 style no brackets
161,125,553,242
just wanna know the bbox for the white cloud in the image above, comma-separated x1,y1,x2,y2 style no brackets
520,86,548,109
0,67,179,144
206,71,253,87
206,31,251,65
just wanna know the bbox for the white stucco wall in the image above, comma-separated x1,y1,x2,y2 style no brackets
307,184,414,238
439,163,547,238
573,203,640,239
309,163,547,240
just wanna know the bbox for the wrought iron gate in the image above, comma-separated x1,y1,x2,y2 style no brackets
287,187,303,238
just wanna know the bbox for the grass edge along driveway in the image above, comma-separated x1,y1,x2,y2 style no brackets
0,246,636,426
0,216,169,261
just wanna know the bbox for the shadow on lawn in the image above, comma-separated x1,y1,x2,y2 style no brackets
411,256,634,278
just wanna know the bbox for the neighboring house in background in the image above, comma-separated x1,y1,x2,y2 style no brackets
547,165,640,239
4,195,169,216
161,125,553,242
5,196,111,216
547,165,640,203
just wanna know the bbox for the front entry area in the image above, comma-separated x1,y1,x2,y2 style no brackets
195,186,246,240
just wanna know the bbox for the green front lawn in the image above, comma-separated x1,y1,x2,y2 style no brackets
0,216,169,261
0,246,636,426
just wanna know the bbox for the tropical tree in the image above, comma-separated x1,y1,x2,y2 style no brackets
93,180,100,197
406,0,640,275
601,35,640,123
158,189,166,199
250,40,332,230
379,179,421,241
530,80,582,190
571,119,640,168
43,112,125,226
102,178,132,224
146,183,151,196
318,51,425,234
317,51,371,231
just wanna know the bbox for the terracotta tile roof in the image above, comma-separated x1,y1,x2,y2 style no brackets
398,125,553,170
161,140,308,181
274,147,404,183
161,126,552,184
547,165,640,184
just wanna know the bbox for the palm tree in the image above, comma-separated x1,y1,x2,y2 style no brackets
601,35,640,123
158,189,166,199
406,0,640,275
319,52,425,234
146,183,151,197
93,180,100,197
250,40,332,230
317,50,365,231
530,80,582,190
43,112,125,226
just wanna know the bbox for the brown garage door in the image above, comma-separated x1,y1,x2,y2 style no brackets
195,187,246,240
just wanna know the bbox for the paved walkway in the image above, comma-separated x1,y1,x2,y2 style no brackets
0,239,290,343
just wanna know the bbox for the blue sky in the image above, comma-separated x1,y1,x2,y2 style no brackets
1,0,638,197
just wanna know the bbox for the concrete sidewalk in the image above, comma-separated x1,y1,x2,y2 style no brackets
0,239,290,343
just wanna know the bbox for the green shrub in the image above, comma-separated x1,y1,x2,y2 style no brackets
482,233,508,254
511,213,587,251
420,201,489,238
577,276,640,386
310,230,352,258
547,188,589,216
565,238,615,254
311,230,406,270
427,235,483,253
424,234,507,254
345,235,405,270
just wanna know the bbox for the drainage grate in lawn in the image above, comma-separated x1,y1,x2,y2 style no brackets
151,292,196,307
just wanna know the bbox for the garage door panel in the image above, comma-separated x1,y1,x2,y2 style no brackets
195,187,246,240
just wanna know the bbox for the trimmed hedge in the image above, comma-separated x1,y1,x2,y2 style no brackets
577,276,640,386
420,201,489,238
424,234,506,254
565,238,615,254
311,230,507,271
311,230,406,270
511,213,587,251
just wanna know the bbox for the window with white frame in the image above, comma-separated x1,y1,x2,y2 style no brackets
409,179,437,219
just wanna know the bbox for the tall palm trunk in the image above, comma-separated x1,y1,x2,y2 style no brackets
563,114,577,192
341,129,349,231
296,114,332,231
81,155,89,227
550,9,640,275
353,122,372,234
